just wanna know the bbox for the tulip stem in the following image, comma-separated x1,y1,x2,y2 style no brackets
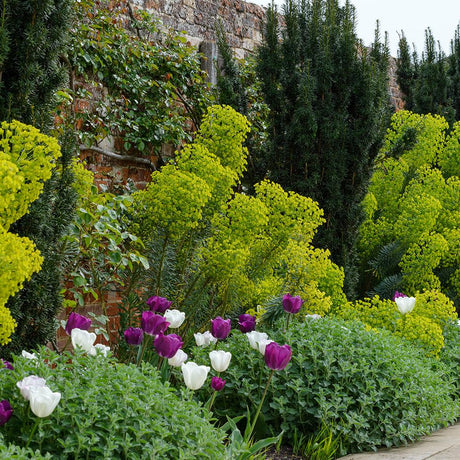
208,390,218,412
136,335,151,366
248,369,274,440
25,419,40,449
157,356,164,371
285,313,291,332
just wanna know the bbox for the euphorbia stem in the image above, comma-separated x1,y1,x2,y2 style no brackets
156,236,169,295
248,369,275,439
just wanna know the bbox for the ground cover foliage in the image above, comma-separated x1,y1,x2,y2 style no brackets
191,317,460,456
0,348,225,458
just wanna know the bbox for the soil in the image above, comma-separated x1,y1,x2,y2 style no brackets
265,446,305,459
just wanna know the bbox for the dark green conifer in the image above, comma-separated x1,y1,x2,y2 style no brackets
256,0,391,297
0,0,76,357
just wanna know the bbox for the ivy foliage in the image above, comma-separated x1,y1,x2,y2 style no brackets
0,122,61,345
129,105,344,342
68,0,212,161
358,111,460,306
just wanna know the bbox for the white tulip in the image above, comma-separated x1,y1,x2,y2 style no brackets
258,339,274,356
168,349,188,367
21,350,37,360
164,309,186,328
181,362,210,390
395,296,416,315
305,314,322,320
194,331,217,347
246,331,268,350
209,350,232,372
29,386,61,418
93,344,111,357
71,328,97,353
17,375,47,401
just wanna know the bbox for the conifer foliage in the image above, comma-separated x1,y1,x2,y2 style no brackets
255,0,390,296
0,0,76,357
397,26,460,124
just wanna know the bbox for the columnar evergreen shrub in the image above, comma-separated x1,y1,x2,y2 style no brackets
397,26,460,123
0,0,72,128
255,0,391,296
358,111,460,306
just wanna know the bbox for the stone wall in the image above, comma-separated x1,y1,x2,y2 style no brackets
137,0,265,59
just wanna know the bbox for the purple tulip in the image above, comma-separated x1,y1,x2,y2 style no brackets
0,400,13,426
1,359,13,370
146,296,172,313
65,312,92,335
282,293,303,314
238,314,256,333
393,291,407,301
264,342,292,371
154,333,183,358
124,327,144,346
141,311,169,336
211,317,231,340
211,376,226,392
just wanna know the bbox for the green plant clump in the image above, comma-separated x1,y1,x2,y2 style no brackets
0,348,225,458
193,318,459,455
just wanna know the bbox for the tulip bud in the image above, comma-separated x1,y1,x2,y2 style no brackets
1,359,13,370
141,311,169,336
282,293,303,314
124,327,144,346
258,339,274,356
17,375,47,401
91,344,110,357
146,295,172,313
395,296,416,315
181,362,210,390
154,333,183,359
209,350,232,372
71,328,97,353
0,400,13,426
211,317,231,340
264,342,292,371
65,312,91,335
168,349,188,367
238,314,256,333
29,386,61,418
246,331,268,350
21,350,37,360
211,376,226,392
194,331,217,347
164,309,186,328
392,291,407,301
